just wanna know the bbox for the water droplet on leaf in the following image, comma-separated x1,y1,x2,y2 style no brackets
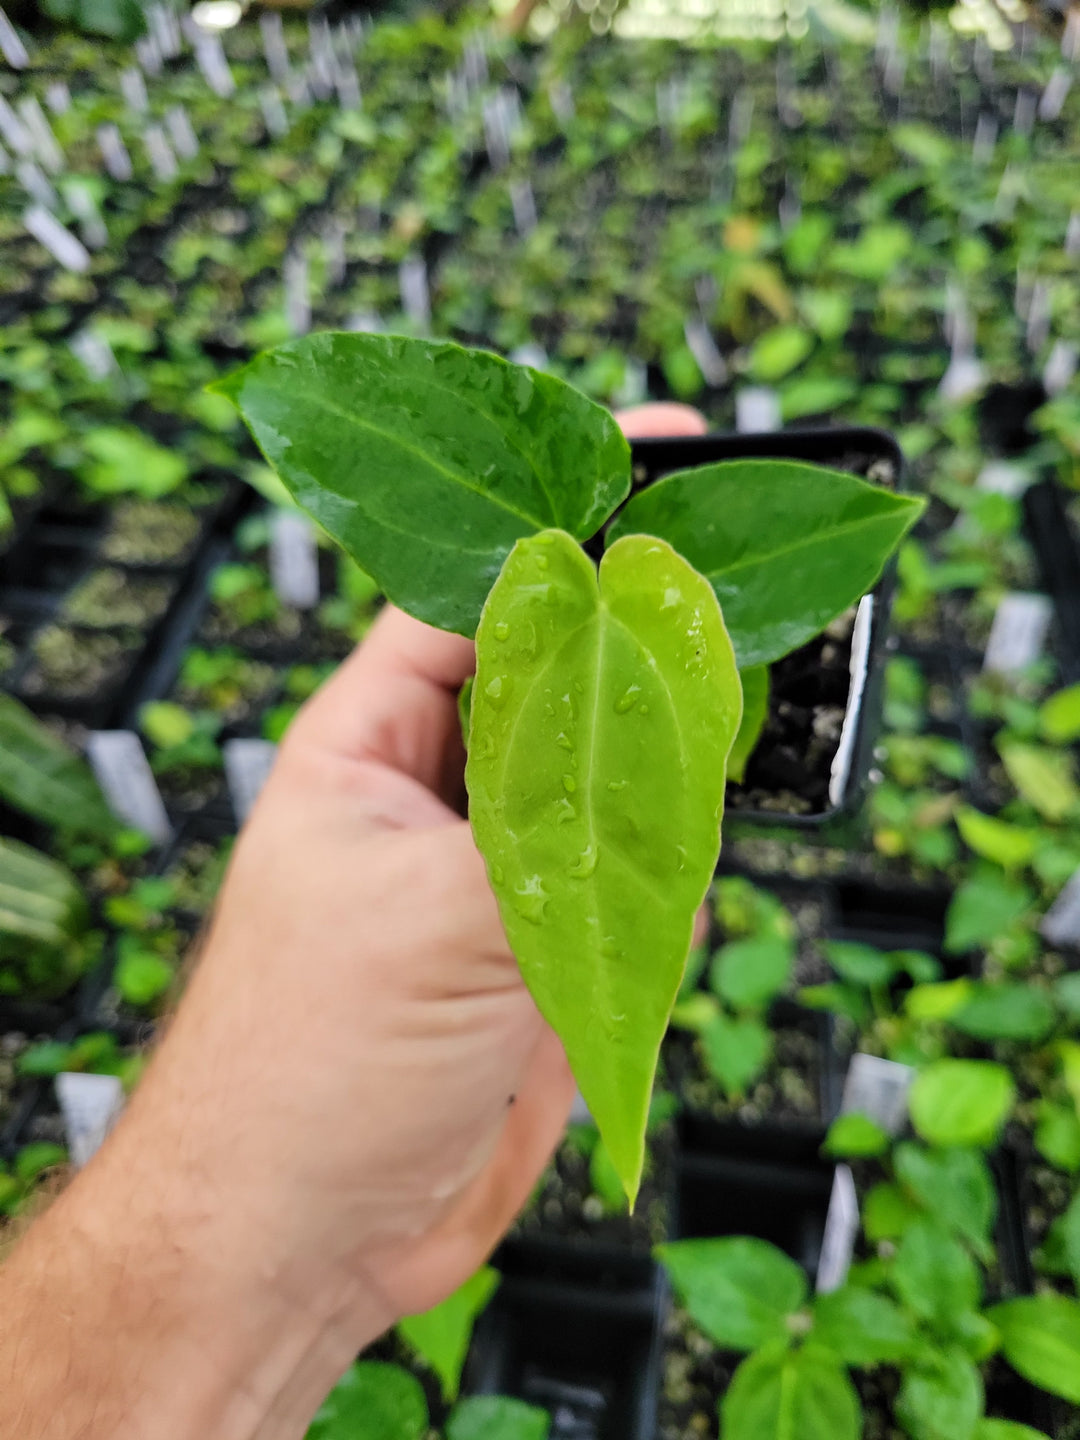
568,844,598,879
562,773,577,793
614,685,642,715
493,621,510,641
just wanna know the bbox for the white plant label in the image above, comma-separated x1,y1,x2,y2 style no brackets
224,738,278,827
284,251,310,336
735,386,780,434
147,2,181,59
0,6,28,67
24,205,89,272
1042,869,1080,950
120,67,149,114
778,174,800,231
1044,340,1079,398
399,255,431,330
144,125,178,183
0,95,30,156
270,509,320,608
97,124,133,181
259,87,289,139
976,462,1029,498
195,36,235,98
70,329,119,381
347,308,384,334
840,1052,914,1135
17,97,62,173
1066,212,1080,258
549,79,575,126
87,731,172,845
17,161,59,212
1027,281,1051,353
816,1164,858,1294
1013,88,1036,136
684,318,727,387
829,595,873,807
66,185,108,250
56,1072,125,1169
260,11,290,83
322,219,346,287
335,59,361,111
972,113,997,164
165,105,199,161
510,177,537,237
937,353,984,405
135,33,163,76
46,82,71,115
1039,68,1072,122
0,141,10,175
508,343,549,372
984,593,1053,675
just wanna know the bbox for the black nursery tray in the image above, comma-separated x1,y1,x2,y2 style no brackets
627,427,905,827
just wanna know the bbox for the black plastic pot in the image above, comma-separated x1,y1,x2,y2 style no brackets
627,427,905,826
464,1238,665,1440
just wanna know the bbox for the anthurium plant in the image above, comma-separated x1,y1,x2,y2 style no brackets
215,333,923,1204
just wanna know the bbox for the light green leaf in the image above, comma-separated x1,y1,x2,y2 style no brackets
891,1221,981,1327
973,1422,1050,1440
1053,972,1080,1020
749,325,814,382
894,1143,996,1262
719,1342,861,1440
950,984,1056,1044
863,1181,922,1242
811,1286,916,1365
909,1060,1015,1149
822,939,894,988
987,1294,1080,1404
955,807,1040,870
0,695,118,836
822,1112,890,1159
1040,684,1080,745
945,875,1034,954
607,460,923,668
656,1237,807,1351
895,1347,983,1440
709,934,793,1011
114,944,173,1007
445,1397,550,1440
467,531,741,1203
700,1011,773,1098
728,665,769,783
998,741,1080,823
307,1361,428,1440
213,335,631,636
397,1267,499,1403
1034,1101,1080,1173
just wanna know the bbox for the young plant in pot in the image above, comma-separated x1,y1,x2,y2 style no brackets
214,334,922,1205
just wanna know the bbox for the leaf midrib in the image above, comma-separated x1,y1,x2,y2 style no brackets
699,506,910,584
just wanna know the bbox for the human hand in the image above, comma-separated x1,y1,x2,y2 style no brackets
0,403,708,1440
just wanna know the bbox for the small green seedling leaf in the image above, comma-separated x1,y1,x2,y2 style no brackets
811,1286,916,1365
700,1011,772,1098
607,459,923,668
998,741,1080,823
950,983,1056,1044
909,1060,1015,1149
945,874,1034,954
973,1422,1051,1440
822,1112,890,1159
709,933,793,1011
1040,684,1080,744
445,1396,550,1440
656,1237,807,1351
212,335,630,636
467,530,741,1204
891,1221,981,1328
987,1294,1080,1404
307,1361,428,1440
955,806,1040,870
895,1346,983,1440
728,665,769,783
894,1143,996,1263
1034,1101,1080,1173
720,1341,861,1440
397,1266,499,1403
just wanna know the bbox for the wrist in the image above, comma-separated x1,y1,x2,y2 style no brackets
0,1108,392,1440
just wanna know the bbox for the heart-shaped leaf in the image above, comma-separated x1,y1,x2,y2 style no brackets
467,530,741,1203
656,1237,808,1351
607,459,923,668
212,334,630,636
720,1341,861,1440
987,1294,1080,1404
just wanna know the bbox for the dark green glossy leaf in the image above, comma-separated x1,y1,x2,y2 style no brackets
213,335,630,636
0,695,118,836
656,1237,807,1351
909,1060,1015,1149
467,531,741,1203
894,1143,996,1263
397,1266,499,1403
719,1342,861,1440
307,1361,428,1440
987,1295,1080,1404
895,1347,983,1440
728,665,769,783
607,459,923,668
811,1286,916,1364
446,1397,550,1440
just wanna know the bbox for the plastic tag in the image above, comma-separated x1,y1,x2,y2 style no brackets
1027,281,1051,353
482,90,513,170
260,11,290,82
399,255,430,330
284,251,310,336
976,462,1030,498
147,2,181,58
1044,341,1079,398
17,97,62,173
144,125,178,183
983,592,1052,675
66,185,107,250
0,141,9,175
1013,88,1036,135
0,95,30,155
1042,869,1080,950
0,6,28,67
70,329,119,381
56,1073,125,1169
840,1052,914,1134
87,731,172,844
815,1164,858,1294
937,353,984,405
335,59,361,111
45,82,70,115
1039,68,1072,122
347,309,384,334
259,87,289,138
509,343,549,372
972,112,997,163
24,205,89,271
17,161,59,211
165,104,198,161
778,173,800,230
829,595,873,807
510,177,537,237
195,35,235,97
322,219,346,287
135,33,163,76
684,319,727,387
97,123,133,181
270,509,319,608
549,79,575,126
1064,9,1080,61
120,66,148,113
1067,212,1080,258
735,387,780,434
224,738,277,826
